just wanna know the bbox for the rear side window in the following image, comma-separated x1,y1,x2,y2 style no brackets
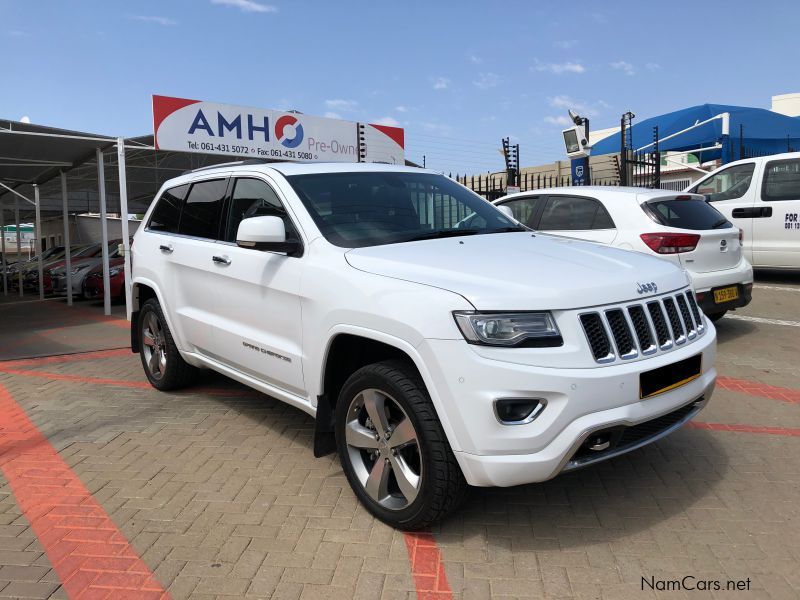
226,178,300,242
500,196,542,228
538,196,614,230
148,184,189,233
762,158,800,202
643,198,731,230
178,179,228,239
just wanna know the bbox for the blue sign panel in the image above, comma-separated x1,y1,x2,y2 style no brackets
571,157,589,186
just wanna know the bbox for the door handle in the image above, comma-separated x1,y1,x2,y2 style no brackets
159,244,173,253
212,255,231,266
732,207,772,218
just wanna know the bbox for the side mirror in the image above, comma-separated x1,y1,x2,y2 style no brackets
236,216,302,256
497,205,516,220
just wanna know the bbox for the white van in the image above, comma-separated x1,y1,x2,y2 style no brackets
686,152,800,269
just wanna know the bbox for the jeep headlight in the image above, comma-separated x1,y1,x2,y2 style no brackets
453,311,562,347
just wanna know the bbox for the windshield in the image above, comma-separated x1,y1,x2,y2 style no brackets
643,197,732,230
286,171,523,248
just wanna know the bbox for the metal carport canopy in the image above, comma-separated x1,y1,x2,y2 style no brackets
0,119,244,318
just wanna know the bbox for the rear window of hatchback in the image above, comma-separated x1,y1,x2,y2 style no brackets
642,196,732,230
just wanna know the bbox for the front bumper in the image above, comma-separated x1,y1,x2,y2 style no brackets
419,326,716,487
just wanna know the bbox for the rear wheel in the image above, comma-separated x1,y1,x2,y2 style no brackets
335,360,467,530
138,298,198,390
707,310,727,322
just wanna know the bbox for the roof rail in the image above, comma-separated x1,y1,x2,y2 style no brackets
182,158,271,175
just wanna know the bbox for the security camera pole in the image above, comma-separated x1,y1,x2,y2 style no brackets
567,109,590,186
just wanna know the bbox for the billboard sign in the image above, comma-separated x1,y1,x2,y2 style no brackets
152,95,404,164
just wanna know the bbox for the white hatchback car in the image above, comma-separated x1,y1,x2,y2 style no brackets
493,187,753,321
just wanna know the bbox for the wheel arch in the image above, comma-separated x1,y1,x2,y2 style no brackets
130,278,176,353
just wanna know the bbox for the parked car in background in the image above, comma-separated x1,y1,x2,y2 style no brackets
82,256,125,301
51,240,126,298
26,243,104,294
7,246,66,291
686,151,800,269
131,162,717,529
492,188,753,321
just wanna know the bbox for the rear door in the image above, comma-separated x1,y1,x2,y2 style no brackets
534,194,617,244
689,161,757,263
170,177,229,354
752,157,800,267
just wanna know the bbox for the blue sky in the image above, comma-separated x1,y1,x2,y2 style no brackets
2,0,799,173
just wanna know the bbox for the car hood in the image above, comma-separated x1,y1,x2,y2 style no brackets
345,232,689,310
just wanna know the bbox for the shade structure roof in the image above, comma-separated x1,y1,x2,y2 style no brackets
591,103,800,161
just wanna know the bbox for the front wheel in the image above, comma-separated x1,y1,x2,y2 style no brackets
335,360,467,530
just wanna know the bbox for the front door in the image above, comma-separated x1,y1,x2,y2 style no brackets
208,175,306,398
691,161,758,264
752,157,800,268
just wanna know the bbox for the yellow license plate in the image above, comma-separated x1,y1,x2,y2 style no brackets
713,286,739,304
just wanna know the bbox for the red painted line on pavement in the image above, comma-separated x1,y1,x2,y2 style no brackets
0,368,152,389
0,383,170,599
716,376,800,405
404,532,453,599
0,348,130,369
689,421,800,437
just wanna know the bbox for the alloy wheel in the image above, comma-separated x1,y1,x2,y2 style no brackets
344,388,422,510
141,312,167,380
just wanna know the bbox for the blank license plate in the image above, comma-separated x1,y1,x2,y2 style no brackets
640,354,702,399
713,286,739,304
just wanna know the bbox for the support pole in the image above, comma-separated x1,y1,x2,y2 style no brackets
96,148,111,316
0,202,6,295
15,197,21,297
117,139,132,321
61,172,73,306
34,184,43,300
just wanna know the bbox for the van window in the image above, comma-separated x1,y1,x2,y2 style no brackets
226,178,300,242
499,196,542,228
538,196,614,230
178,179,227,239
148,184,189,233
762,158,800,202
691,163,755,201
643,198,731,230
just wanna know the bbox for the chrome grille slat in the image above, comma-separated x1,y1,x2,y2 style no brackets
580,289,704,364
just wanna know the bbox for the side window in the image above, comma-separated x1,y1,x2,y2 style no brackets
500,196,542,228
178,179,227,239
762,158,800,202
539,196,614,231
227,178,300,242
148,184,189,233
691,163,755,202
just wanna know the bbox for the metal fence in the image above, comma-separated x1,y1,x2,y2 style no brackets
451,172,620,200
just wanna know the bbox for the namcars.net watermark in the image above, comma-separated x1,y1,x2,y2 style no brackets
643,576,751,592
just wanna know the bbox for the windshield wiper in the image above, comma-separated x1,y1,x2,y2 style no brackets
711,218,729,229
393,229,483,243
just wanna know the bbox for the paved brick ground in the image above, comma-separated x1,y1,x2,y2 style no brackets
0,278,797,599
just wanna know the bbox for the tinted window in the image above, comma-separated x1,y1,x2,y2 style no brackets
287,172,521,248
227,178,299,242
500,196,542,228
148,184,188,233
539,196,614,230
691,163,755,202
762,159,800,202
178,179,227,239
643,198,731,230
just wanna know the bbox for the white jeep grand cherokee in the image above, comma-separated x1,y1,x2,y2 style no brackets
131,162,717,529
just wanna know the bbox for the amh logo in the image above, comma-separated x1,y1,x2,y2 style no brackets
274,115,304,149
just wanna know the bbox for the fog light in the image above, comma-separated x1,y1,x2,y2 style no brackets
494,398,545,425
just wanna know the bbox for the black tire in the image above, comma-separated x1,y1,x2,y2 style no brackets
335,360,467,530
138,298,198,391
707,310,727,323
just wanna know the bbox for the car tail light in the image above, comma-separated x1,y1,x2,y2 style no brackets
640,233,700,254
738,228,744,244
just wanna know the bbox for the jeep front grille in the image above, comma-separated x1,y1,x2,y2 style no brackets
579,290,705,364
